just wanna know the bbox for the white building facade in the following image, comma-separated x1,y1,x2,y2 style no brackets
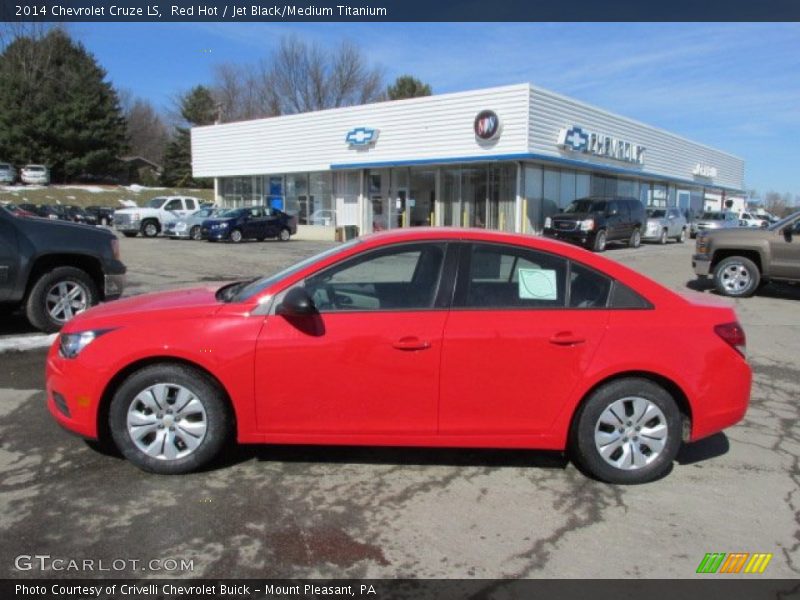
191,83,745,237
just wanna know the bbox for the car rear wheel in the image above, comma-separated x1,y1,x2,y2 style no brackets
592,230,607,252
190,226,202,241
230,229,243,243
141,221,159,238
571,378,681,484
26,266,98,333
109,364,233,474
629,229,642,248
676,228,686,243
659,229,668,245
714,256,760,297
278,227,291,242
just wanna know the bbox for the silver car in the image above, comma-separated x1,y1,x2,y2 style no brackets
164,207,220,240
0,162,16,184
643,207,688,244
690,211,739,239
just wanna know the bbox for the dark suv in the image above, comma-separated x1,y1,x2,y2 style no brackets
543,196,646,252
0,205,126,332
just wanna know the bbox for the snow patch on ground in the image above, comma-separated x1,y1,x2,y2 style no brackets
125,184,166,192
0,333,57,354
60,185,106,193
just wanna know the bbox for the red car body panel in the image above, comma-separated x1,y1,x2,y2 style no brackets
46,228,751,451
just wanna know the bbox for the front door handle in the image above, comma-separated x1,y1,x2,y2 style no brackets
549,331,586,346
392,336,431,351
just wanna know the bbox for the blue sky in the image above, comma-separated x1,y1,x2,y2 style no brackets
72,22,800,197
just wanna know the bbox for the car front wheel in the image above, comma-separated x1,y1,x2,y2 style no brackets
629,229,642,248
571,378,682,484
676,228,686,243
109,364,233,474
278,227,291,242
141,221,159,237
26,266,98,333
592,230,607,252
190,226,202,241
714,256,760,297
229,229,243,243
659,229,668,245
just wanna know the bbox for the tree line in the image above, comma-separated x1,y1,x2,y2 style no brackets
0,26,432,187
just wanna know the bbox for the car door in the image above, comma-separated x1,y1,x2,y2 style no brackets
439,243,610,435
183,198,198,217
604,201,625,241
254,242,454,434
263,208,281,237
770,217,800,278
242,207,264,238
0,213,19,302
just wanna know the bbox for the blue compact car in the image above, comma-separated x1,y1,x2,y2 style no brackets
201,206,297,243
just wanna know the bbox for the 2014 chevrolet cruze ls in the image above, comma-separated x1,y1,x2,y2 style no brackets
46,228,751,484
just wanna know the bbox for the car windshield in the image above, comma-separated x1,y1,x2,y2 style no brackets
768,210,800,231
647,209,666,218
26,165,45,172
701,212,724,220
146,197,167,208
195,208,215,217
0,163,11,170
563,199,603,213
218,209,245,217
231,239,362,303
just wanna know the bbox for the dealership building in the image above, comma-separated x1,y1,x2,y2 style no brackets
191,83,745,237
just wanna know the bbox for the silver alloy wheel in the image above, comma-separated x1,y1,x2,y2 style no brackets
230,229,243,243
45,281,89,323
660,229,667,244
190,226,202,241
720,262,752,294
679,229,686,242
126,383,208,461
632,230,641,247
279,228,290,241
144,222,158,237
596,232,606,251
594,396,668,470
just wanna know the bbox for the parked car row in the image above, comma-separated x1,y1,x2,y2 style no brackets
114,197,298,242
10,202,115,226
0,162,50,185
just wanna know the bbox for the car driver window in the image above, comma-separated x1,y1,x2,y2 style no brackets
304,243,446,312
164,199,181,211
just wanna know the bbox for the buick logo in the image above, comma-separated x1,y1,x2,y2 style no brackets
474,110,500,141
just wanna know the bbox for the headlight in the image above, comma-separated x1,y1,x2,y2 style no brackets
544,217,552,229
579,219,594,231
59,329,113,359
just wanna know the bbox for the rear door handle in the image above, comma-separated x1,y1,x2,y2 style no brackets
392,336,431,351
549,332,586,346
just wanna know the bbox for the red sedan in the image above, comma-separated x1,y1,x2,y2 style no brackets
46,228,751,483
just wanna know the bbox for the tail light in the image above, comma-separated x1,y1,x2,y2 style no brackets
714,322,746,357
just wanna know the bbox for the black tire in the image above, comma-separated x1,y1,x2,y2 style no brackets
229,229,243,243
689,232,697,239
676,228,686,243
592,230,607,252
25,266,98,333
278,227,291,242
141,220,159,238
570,378,682,484
109,363,233,474
122,232,138,238
659,229,668,245
629,229,642,248
713,256,760,298
190,226,202,241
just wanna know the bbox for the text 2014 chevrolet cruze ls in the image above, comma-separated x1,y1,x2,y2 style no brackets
46,229,751,483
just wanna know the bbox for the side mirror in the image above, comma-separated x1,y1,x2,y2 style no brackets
276,287,317,317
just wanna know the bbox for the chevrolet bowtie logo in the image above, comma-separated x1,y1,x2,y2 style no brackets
562,126,589,151
346,127,379,146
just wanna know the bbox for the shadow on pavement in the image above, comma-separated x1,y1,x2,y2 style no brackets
0,311,38,335
676,432,729,465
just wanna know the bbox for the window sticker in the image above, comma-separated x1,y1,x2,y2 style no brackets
518,268,557,300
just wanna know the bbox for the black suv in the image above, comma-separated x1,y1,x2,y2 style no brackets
0,205,126,332
543,196,646,252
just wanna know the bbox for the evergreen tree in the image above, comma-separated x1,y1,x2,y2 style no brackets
0,29,127,182
386,75,432,101
161,86,216,188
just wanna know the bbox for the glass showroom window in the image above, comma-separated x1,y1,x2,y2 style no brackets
285,173,309,223
333,171,360,227
524,165,543,233
309,172,334,226
442,168,462,228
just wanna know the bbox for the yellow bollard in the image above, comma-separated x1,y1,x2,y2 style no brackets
522,199,528,234
430,211,434,227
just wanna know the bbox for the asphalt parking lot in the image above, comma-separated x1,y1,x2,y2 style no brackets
1,234,798,579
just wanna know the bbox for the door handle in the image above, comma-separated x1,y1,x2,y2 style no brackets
549,332,586,346
392,336,431,351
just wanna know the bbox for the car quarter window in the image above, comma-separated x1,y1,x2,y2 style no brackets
454,243,567,309
304,242,447,312
164,199,182,211
569,263,612,308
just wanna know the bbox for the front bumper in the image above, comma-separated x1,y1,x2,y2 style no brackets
543,228,594,247
104,272,126,299
692,254,712,277
115,221,141,233
164,228,190,238
46,344,104,439
204,228,229,241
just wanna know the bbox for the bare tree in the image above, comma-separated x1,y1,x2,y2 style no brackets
124,97,170,164
212,63,276,122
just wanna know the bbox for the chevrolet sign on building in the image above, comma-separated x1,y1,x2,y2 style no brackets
558,126,646,165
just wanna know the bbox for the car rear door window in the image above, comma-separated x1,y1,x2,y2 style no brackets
304,242,446,312
185,199,197,211
164,199,182,211
455,243,567,309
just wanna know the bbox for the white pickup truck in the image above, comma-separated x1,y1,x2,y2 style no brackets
113,196,204,238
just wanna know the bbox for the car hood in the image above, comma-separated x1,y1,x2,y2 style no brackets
702,228,770,240
63,286,224,331
24,215,112,236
